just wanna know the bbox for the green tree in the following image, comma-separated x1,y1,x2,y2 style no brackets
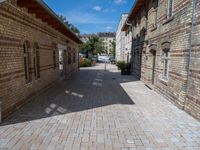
110,41,116,57
79,36,105,57
57,14,80,34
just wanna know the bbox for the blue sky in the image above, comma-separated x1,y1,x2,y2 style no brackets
44,0,134,34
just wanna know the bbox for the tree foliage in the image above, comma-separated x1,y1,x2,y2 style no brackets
110,41,116,57
79,35,105,57
57,14,80,34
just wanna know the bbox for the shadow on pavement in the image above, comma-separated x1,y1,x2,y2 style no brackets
1,67,139,126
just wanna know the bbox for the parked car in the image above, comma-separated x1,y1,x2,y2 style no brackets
98,55,110,63
109,57,116,64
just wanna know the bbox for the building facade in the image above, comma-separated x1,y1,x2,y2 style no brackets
0,0,82,119
80,34,95,43
98,32,116,55
116,14,128,61
123,0,200,119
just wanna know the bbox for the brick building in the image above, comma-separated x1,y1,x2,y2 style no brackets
0,0,82,119
123,0,200,119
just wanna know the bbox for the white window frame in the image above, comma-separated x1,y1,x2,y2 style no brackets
167,0,174,18
153,0,158,28
162,50,170,80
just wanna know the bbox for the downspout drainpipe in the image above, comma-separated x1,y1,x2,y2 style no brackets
184,0,196,110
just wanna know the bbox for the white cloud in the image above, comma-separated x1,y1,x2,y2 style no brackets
64,12,116,24
106,26,113,31
114,0,127,4
93,6,102,12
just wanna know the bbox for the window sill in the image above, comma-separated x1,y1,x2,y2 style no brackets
163,16,174,25
151,26,157,32
160,78,168,86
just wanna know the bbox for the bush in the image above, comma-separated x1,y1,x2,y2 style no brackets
79,58,92,67
116,61,127,70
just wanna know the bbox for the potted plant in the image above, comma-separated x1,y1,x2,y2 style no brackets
116,61,131,75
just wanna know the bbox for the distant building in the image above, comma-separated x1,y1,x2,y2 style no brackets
98,32,116,55
80,34,94,43
116,14,128,61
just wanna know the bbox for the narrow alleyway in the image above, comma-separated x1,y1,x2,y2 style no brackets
0,64,199,150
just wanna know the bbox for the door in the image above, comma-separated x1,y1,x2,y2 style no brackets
152,51,156,84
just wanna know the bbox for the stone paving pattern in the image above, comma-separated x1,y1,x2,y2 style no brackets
0,64,200,150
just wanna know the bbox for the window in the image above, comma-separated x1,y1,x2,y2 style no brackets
167,0,173,18
73,52,76,63
163,50,169,80
33,43,40,79
23,41,30,82
153,0,158,28
53,50,56,68
68,52,71,64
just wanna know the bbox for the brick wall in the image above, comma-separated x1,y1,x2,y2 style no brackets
185,0,200,119
129,0,200,119
0,1,79,118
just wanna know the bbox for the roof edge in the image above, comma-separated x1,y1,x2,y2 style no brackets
34,0,82,44
121,0,139,31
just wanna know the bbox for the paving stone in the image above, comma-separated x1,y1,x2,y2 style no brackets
0,64,199,150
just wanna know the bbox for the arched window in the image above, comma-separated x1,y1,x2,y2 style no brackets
33,43,40,79
23,41,30,82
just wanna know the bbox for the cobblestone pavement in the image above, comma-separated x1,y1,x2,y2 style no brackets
0,64,200,150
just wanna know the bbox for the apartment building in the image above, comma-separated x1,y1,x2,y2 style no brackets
98,32,116,55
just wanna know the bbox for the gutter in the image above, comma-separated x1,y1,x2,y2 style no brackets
122,0,138,31
185,0,196,108
34,0,82,43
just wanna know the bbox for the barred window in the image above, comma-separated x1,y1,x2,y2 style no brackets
23,41,30,82
33,43,40,79
168,0,173,18
163,50,169,80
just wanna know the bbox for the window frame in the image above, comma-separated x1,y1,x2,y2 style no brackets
68,52,71,65
162,49,170,80
33,43,40,79
73,52,76,63
53,50,57,69
23,41,30,83
167,0,174,18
